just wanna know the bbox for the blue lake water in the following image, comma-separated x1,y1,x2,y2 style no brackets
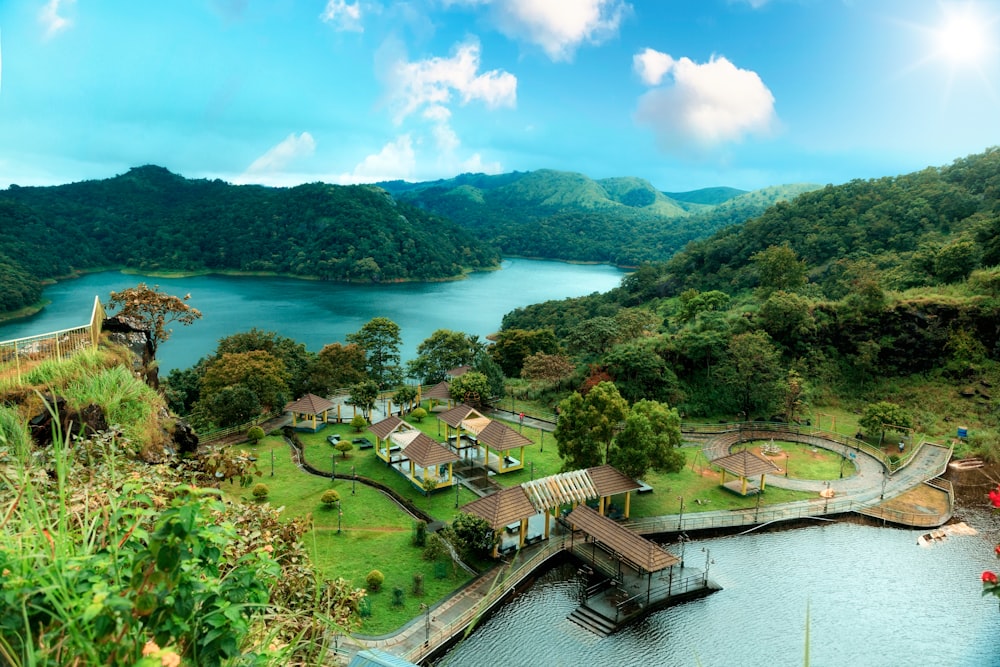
0,260,625,373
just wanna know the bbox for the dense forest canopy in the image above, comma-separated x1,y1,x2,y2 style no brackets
0,166,500,314
380,169,817,266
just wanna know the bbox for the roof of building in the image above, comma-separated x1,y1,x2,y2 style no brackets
369,415,407,440
475,420,533,451
422,381,451,401
447,365,471,377
461,485,537,529
284,393,335,415
437,404,484,428
402,432,460,467
711,449,781,478
566,505,679,574
588,464,642,496
521,469,598,512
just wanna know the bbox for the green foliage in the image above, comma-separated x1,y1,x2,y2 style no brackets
393,384,419,413
348,317,404,389
717,331,783,419
608,400,684,480
521,352,575,384
472,349,506,401
409,407,428,423
490,328,559,377
450,513,497,558
305,342,367,397
350,413,368,432
0,167,501,313
554,382,629,470
335,440,354,457
349,381,378,421
859,401,913,438
215,329,314,398
413,521,427,547
199,350,289,412
449,371,491,408
107,282,203,356
407,329,482,384
751,244,808,295
321,489,341,507
412,572,425,596
366,570,385,592
246,425,265,444
251,483,270,500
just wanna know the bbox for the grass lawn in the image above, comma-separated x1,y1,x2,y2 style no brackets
750,441,855,481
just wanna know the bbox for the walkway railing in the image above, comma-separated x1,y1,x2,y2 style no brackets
198,410,282,445
0,296,105,384
624,497,859,535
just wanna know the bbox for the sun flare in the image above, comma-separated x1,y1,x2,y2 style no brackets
934,10,992,65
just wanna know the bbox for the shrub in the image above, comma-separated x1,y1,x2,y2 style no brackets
335,440,354,458
366,569,385,592
413,520,427,547
410,407,428,423
251,483,269,500
412,572,424,596
350,414,368,432
321,489,341,508
246,425,265,445
392,586,405,607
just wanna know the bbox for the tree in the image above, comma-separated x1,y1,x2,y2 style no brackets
107,283,202,358
451,513,497,558
305,342,367,396
934,239,980,283
449,372,491,408
348,380,378,421
566,317,621,356
676,289,730,323
859,401,913,441
489,328,559,377
751,244,807,295
321,489,341,508
193,384,261,428
335,440,353,458
607,400,684,480
604,340,678,403
200,350,289,412
406,329,482,383
780,369,808,424
520,352,575,385
554,382,628,469
246,425,265,445
347,317,403,389
718,330,783,419
215,329,313,398
392,385,418,414
409,407,428,422
350,414,368,432
757,290,815,352
472,349,506,402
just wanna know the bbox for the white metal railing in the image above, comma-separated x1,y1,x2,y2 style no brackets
0,296,104,383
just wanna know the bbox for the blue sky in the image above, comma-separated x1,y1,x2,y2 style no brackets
1,1,999,192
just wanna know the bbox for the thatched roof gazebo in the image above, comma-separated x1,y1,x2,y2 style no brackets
284,393,335,432
711,449,781,496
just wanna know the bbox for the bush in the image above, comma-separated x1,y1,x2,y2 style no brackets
321,489,341,508
246,425,265,445
392,586,405,607
412,572,424,596
413,520,427,547
410,407,428,423
350,414,368,432
335,440,354,458
366,569,385,592
251,483,269,500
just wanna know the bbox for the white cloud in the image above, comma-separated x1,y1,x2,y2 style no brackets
633,47,673,86
389,39,517,123
244,132,316,175
39,0,75,39
487,0,628,61
460,152,502,174
340,135,417,183
320,0,363,32
634,53,777,153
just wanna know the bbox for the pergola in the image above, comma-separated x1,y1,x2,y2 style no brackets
712,449,781,496
461,485,537,556
284,393,335,432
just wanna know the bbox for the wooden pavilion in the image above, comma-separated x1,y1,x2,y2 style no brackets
367,416,458,491
284,393,335,432
421,381,452,409
474,420,533,473
461,485,537,557
711,449,781,496
587,465,642,519
436,404,489,456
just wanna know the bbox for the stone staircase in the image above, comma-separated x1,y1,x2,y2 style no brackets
567,604,616,637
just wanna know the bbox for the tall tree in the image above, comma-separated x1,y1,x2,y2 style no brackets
490,328,559,377
199,350,289,412
554,381,628,471
406,329,482,384
107,282,202,357
718,330,782,419
448,372,491,409
304,342,367,396
347,317,403,389
348,380,379,421
608,400,684,480
751,244,807,295
214,329,313,398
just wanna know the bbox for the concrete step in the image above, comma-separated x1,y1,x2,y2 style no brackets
567,604,616,637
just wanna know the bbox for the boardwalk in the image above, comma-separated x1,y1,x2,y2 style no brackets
338,421,955,664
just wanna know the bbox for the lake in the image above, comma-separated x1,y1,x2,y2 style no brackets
436,514,1000,667
0,260,626,373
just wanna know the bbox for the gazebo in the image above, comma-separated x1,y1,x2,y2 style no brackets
436,403,489,455
284,393,335,432
711,449,781,496
367,416,458,490
421,381,452,410
587,464,642,519
462,485,537,556
474,420,533,474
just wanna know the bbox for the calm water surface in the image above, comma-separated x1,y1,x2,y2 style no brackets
438,517,1000,667
0,260,624,373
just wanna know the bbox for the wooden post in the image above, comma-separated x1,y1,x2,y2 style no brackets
624,492,631,519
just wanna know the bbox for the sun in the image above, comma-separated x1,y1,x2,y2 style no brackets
932,7,993,66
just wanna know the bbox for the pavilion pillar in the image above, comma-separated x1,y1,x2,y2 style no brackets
598,496,606,516
544,509,551,538
624,492,631,519
721,469,726,484
741,476,748,495
519,519,526,548
337,404,341,423
760,474,767,491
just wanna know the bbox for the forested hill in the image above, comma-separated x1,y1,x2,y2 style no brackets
0,166,500,315
634,147,1000,300
379,170,817,266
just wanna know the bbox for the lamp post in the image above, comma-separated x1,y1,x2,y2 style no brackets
785,450,790,478
702,547,712,585
332,454,336,484
678,532,687,567
420,603,431,647
881,469,888,500
530,461,535,482
270,449,274,477
677,496,684,531
337,500,343,535
352,465,356,495
455,481,460,508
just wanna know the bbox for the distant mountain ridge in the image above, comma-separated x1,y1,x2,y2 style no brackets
379,170,819,266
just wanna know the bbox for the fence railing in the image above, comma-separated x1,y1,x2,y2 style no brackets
197,410,283,445
0,296,105,384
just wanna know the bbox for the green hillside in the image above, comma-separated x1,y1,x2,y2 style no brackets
662,186,747,205
0,166,501,315
383,170,817,266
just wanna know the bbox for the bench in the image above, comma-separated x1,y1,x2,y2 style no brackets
353,438,373,449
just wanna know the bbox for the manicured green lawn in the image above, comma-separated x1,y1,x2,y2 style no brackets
766,441,855,481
